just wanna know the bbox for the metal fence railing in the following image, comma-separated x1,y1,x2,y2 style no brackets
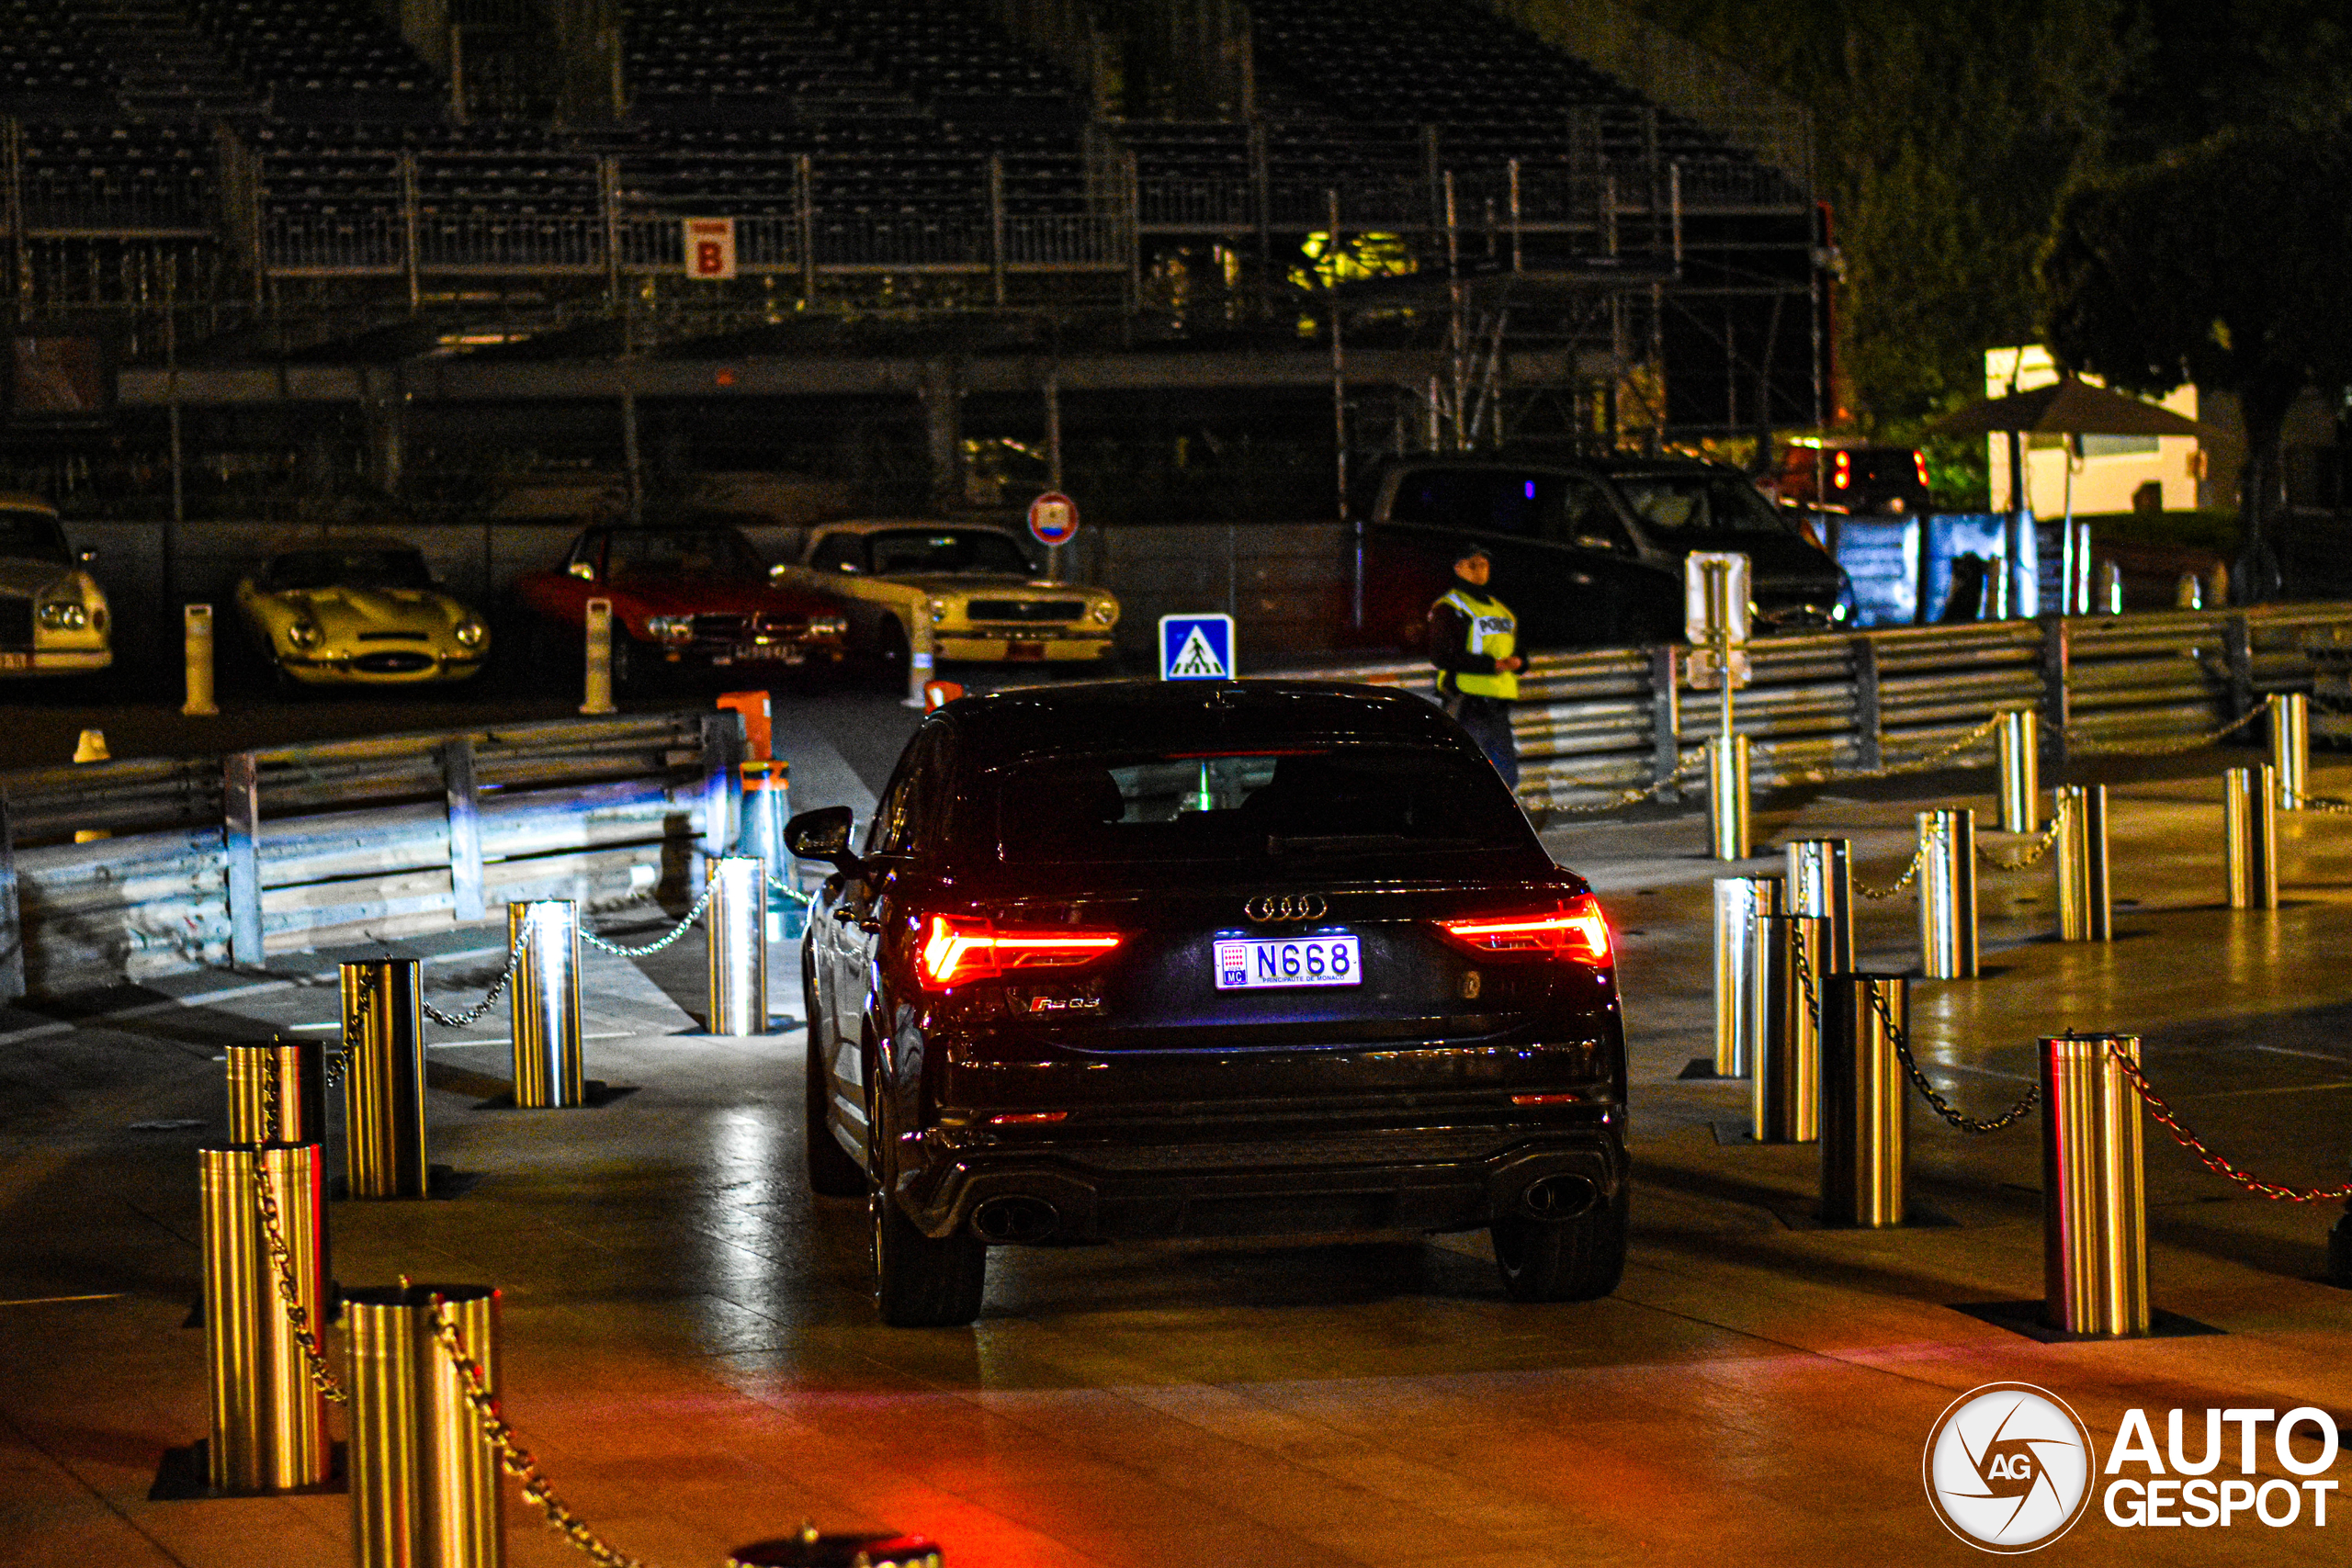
1277,604,2352,814
0,711,748,999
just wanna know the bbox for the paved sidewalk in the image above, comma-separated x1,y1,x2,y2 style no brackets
3,751,2350,1566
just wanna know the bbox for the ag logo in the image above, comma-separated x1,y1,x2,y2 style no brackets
1923,1382,2096,1552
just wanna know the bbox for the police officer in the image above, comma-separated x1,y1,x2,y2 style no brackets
1429,542,1522,787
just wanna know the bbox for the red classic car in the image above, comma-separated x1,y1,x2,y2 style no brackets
511,522,849,688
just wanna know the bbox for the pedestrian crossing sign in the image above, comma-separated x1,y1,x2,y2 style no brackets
1159,614,1236,681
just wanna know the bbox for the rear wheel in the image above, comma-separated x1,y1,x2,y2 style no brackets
1492,1181,1626,1303
868,1109,986,1326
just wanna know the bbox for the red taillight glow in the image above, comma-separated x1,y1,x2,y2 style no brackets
988,1111,1069,1125
1914,451,1931,489
917,915,1122,989
1833,449,1851,490
1437,895,1611,964
1510,1091,1584,1106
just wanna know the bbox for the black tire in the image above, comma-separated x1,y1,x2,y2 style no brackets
868,1095,986,1326
803,963,865,1198
870,617,910,694
1492,1181,1627,1303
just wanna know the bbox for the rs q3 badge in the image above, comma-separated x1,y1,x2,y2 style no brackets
1244,895,1329,924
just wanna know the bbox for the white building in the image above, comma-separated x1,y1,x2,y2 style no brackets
1983,346,2202,515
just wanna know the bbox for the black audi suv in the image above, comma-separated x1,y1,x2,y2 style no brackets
789,681,1629,1326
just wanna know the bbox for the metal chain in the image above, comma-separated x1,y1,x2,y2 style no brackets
1978,810,2067,871
1788,922,1821,1033
1537,752,1706,817
764,873,814,907
581,886,717,958
1853,846,1924,901
1873,987,2041,1134
419,924,532,1029
252,1160,349,1404
2288,786,2352,816
417,1285,650,1568
2064,702,2268,757
1776,713,2007,789
323,1049,347,1087
2106,1043,2352,1202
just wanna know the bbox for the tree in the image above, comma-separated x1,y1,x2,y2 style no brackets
2041,124,2352,599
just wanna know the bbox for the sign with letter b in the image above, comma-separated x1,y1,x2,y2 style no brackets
684,218,738,280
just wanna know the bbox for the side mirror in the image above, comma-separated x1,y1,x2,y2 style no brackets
568,560,596,581
785,806,861,872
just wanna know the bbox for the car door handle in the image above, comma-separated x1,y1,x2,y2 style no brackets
854,916,884,933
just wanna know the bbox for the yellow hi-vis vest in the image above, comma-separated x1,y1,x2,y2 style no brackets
1441,587,1519,700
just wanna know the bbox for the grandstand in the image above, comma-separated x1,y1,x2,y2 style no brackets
0,0,1823,523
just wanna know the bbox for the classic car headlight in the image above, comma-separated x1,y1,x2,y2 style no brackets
286,619,322,649
454,618,487,649
646,615,695,644
928,596,950,626
37,598,86,631
808,615,847,638
1091,602,1117,626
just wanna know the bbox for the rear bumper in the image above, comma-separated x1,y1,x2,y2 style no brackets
903,1119,1624,1243
936,632,1114,661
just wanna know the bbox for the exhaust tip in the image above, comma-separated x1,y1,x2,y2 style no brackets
1518,1173,1600,1222
971,1196,1059,1244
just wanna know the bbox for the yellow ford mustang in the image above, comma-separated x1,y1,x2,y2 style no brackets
236,543,489,688
782,521,1119,679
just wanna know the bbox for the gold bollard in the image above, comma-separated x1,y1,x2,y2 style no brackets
1707,733,1751,861
707,855,769,1036
1821,975,1907,1227
2271,692,2309,811
2173,571,2202,610
345,1283,504,1568
1712,874,1781,1077
2224,764,2279,910
343,959,429,1199
580,596,616,716
225,1036,329,1145
2041,1033,2149,1337
903,614,935,709
181,603,220,717
509,900,585,1108
1996,708,2040,832
2055,784,2111,942
1784,840,1853,973
1750,914,1826,1143
1917,808,1978,979
199,1143,332,1493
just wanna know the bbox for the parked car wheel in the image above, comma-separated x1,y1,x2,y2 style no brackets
870,617,910,694
1491,1182,1627,1303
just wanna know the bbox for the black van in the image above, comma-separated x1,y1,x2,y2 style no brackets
1362,455,1849,651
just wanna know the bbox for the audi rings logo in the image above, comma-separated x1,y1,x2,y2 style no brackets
1925,1382,2097,1552
1244,894,1328,924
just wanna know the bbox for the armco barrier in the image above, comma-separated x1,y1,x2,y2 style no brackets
1289,604,2352,812
0,711,743,999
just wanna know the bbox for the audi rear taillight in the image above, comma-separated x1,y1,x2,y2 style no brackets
917,914,1123,990
1437,895,1611,964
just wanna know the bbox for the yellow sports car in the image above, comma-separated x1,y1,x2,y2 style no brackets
0,491,110,678
783,521,1119,680
236,542,490,688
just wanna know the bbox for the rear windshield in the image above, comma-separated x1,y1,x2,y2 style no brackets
1612,473,1793,536
978,744,1532,866
1387,469,1575,537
